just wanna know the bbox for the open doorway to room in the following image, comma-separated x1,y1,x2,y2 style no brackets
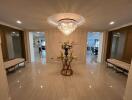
86,32,101,64
29,32,46,64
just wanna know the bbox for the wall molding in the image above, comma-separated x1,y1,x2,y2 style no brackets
109,22,132,31
0,21,22,30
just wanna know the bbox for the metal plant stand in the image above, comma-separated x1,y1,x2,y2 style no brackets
58,42,75,76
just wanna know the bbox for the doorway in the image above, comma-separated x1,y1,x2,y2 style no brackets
29,32,46,64
86,32,101,64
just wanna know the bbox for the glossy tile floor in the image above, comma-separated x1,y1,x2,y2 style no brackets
7,61,127,100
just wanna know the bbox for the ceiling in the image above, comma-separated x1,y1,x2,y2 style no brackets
0,0,132,31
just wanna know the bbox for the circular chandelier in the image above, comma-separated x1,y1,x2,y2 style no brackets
48,13,85,35
58,18,78,35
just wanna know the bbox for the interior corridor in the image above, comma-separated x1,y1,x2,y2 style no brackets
0,1,132,100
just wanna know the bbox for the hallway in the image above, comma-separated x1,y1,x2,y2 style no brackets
7,62,127,100
34,47,46,64
0,1,132,100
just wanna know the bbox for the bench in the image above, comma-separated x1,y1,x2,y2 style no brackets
106,58,130,73
4,58,25,72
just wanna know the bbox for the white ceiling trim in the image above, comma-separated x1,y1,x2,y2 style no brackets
109,22,132,31
0,21,22,30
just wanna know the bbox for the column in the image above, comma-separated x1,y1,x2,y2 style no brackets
0,34,10,100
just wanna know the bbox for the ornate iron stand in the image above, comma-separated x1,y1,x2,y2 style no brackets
58,42,75,76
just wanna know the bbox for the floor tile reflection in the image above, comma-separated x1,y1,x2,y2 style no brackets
7,62,127,100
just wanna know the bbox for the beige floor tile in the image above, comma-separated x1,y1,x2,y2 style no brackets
7,62,127,100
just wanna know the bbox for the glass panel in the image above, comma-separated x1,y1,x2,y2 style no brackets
5,31,23,60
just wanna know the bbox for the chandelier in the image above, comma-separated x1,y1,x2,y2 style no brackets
48,13,85,36
57,18,77,35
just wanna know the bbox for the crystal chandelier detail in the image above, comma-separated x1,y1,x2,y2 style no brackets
57,19,77,35
48,13,85,36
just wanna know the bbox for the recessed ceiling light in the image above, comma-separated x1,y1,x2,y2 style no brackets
89,85,92,88
40,85,43,89
37,32,40,34
110,21,115,25
16,20,22,24
109,85,113,88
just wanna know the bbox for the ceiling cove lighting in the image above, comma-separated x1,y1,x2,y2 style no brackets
16,20,22,24
48,13,85,35
110,21,115,25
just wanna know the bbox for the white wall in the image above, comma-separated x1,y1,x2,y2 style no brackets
29,32,35,62
97,32,108,63
97,32,103,63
